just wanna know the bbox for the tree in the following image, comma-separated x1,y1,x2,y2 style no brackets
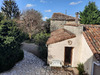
34,32,50,59
0,12,5,22
80,1,100,24
0,20,25,72
1,0,20,19
45,18,50,33
22,9,43,40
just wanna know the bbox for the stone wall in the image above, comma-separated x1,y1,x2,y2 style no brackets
50,20,65,32
48,24,94,75
48,26,83,67
50,20,80,32
80,34,93,75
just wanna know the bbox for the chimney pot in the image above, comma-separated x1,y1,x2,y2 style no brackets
75,12,79,25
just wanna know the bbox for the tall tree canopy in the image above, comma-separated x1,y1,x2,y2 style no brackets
80,2,100,24
1,0,20,19
22,9,43,40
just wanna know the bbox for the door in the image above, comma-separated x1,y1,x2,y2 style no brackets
64,47,73,65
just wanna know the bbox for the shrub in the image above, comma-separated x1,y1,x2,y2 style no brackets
0,20,25,73
34,32,50,59
77,63,85,75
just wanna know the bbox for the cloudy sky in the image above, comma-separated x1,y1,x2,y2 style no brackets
0,0,100,20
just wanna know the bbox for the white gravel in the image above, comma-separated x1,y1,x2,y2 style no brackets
0,50,72,75
0,51,45,75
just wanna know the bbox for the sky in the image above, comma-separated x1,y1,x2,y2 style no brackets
0,0,100,20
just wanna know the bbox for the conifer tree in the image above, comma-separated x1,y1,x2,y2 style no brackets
80,2,100,24
1,0,20,19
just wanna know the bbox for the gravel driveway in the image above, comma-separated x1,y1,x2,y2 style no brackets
0,51,44,75
0,42,75,75
21,42,39,57
0,50,74,75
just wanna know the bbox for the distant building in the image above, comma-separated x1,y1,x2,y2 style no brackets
47,13,100,75
50,12,80,32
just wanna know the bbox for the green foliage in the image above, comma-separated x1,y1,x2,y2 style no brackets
80,1,100,24
77,63,85,75
1,0,20,19
0,20,25,73
0,12,4,22
34,32,50,59
45,18,51,33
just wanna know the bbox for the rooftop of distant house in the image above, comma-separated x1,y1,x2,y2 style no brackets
51,13,80,21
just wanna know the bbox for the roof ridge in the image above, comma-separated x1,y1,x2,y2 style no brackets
51,13,76,20
46,28,76,45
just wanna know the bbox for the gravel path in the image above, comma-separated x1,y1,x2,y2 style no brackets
0,49,74,75
21,42,39,57
0,51,44,75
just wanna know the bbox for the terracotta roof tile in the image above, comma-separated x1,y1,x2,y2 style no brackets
46,28,76,45
83,26,100,61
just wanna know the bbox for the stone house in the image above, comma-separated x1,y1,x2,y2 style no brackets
46,13,100,75
50,12,80,32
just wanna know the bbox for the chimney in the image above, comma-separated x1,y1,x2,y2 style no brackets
75,12,79,25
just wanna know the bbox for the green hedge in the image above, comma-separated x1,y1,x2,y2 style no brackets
34,32,50,59
0,20,25,73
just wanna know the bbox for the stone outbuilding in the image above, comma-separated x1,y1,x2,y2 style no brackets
46,23,100,75
50,13,80,32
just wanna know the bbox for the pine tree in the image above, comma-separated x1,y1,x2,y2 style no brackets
80,1,100,24
0,12,4,22
1,0,20,19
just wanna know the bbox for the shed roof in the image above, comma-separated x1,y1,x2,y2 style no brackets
46,28,76,45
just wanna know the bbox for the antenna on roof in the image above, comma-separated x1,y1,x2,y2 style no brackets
65,10,67,15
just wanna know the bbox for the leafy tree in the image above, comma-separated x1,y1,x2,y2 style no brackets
0,20,25,72
22,9,43,40
34,32,50,60
80,1,100,24
1,0,20,19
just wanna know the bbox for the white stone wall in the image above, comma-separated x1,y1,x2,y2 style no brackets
80,34,93,75
64,25,83,35
48,25,94,75
48,26,83,67
48,37,82,67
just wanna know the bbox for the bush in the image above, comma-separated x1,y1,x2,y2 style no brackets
34,32,50,59
0,20,25,73
77,63,85,75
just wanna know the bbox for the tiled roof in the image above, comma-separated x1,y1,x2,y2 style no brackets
46,28,76,45
51,13,79,21
83,26,100,61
